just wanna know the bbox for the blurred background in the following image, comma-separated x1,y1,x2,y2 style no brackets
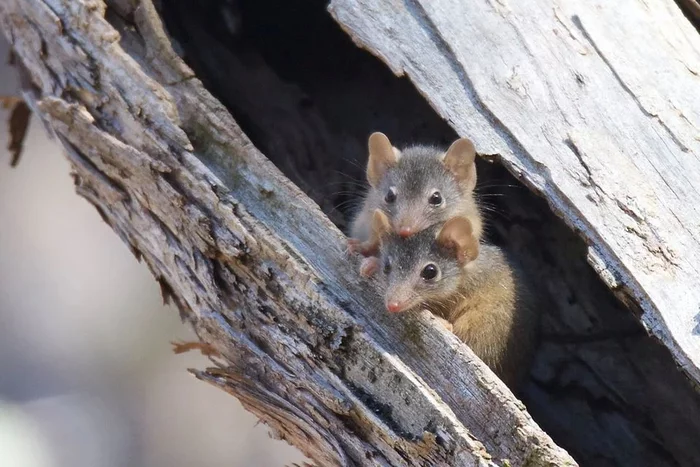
0,36,305,467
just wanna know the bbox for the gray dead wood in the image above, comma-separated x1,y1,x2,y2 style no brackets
0,0,575,466
154,3,700,465
329,0,700,386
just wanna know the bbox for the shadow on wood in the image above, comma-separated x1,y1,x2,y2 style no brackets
161,1,700,466
2,0,700,465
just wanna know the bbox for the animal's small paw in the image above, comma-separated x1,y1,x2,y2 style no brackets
435,316,454,333
359,256,380,278
346,238,361,256
359,241,379,258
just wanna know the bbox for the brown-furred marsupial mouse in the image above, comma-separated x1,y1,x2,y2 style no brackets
347,132,483,270
371,210,540,391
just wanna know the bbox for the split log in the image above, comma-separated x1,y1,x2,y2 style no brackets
330,0,700,382
0,0,573,466
2,0,700,466
327,0,700,464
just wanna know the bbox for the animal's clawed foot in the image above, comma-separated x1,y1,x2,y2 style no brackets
347,237,380,277
435,316,454,333
359,256,380,278
346,237,362,257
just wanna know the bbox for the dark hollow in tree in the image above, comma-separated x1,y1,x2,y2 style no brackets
3,0,700,465
162,1,700,466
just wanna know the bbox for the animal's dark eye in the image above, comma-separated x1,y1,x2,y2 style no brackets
383,260,391,275
421,263,439,281
429,191,443,206
385,187,397,203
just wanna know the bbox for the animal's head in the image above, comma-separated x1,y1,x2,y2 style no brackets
366,132,478,238
371,210,479,313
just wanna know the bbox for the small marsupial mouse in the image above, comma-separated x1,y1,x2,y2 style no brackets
371,209,540,391
348,132,483,276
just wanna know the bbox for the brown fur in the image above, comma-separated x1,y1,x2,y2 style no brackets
373,211,540,391
434,246,540,390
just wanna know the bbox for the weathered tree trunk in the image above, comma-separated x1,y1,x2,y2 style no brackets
330,0,700,383
2,0,700,466
325,3,700,464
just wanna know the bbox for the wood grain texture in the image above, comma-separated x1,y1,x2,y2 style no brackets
154,3,700,463
0,0,575,465
329,0,700,384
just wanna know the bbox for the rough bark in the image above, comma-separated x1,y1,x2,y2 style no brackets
324,2,700,464
0,0,576,466
329,0,700,386
155,2,700,465
5,0,700,465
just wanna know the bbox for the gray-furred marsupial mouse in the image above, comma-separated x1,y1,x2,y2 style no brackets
347,132,483,275
371,209,540,391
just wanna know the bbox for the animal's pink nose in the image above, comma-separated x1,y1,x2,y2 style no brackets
398,227,413,238
386,301,404,313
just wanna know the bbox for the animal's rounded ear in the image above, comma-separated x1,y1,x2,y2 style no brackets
437,217,479,265
442,137,477,191
371,209,392,242
367,132,400,187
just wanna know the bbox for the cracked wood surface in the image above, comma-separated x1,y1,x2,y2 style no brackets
329,0,700,385
0,0,576,465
